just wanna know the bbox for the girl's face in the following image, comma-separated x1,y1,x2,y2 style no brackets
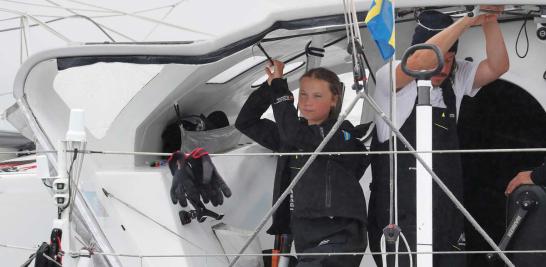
298,77,338,125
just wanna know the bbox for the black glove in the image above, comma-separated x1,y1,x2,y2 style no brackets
201,155,232,206
185,148,232,207
168,152,203,208
170,167,187,207
168,148,232,208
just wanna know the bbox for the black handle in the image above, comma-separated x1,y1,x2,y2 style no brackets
400,44,444,80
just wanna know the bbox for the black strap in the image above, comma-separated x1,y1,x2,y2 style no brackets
440,74,457,117
174,104,182,125
305,41,325,57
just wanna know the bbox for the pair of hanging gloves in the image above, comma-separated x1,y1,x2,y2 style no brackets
167,148,232,209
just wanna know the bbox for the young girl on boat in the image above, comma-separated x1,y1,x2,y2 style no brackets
235,60,369,266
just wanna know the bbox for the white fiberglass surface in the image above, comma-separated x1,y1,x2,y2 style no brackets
251,61,305,87
208,56,267,84
53,62,163,139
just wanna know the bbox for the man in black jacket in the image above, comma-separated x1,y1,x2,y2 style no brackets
505,158,546,195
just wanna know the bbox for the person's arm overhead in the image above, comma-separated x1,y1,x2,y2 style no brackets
395,17,470,90
235,82,281,152
395,6,508,91
472,6,510,89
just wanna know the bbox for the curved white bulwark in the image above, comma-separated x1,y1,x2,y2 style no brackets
1,1,545,266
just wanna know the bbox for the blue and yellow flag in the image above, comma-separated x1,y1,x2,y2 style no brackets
365,0,395,61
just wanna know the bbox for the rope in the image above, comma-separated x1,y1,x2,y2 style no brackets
44,0,116,42
0,242,36,251
381,232,413,267
143,2,184,41
0,8,72,43
0,0,113,13
3,147,545,157
6,241,546,260
58,249,546,258
62,0,213,37
84,147,546,156
344,0,360,72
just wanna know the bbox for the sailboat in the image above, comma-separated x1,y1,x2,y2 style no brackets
0,1,545,266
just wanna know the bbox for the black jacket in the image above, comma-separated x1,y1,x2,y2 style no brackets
235,78,370,235
531,157,546,186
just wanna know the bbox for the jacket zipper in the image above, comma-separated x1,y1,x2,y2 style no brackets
325,160,332,208
319,126,332,208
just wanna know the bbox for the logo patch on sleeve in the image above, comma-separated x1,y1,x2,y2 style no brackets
273,95,294,104
342,130,351,141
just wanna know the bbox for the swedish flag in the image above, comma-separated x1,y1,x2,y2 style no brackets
365,0,395,60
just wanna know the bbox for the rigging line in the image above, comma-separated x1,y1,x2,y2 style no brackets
0,16,64,33
100,188,207,253
345,0,359,68
400,232,413,266
350,0,363,42
380,230,413,267
131,1,187,15
72,249,546,258
387,65,396,224
228,85,366,267
0,14,135,41
0,15,21,21
0,7,71,42
342,0,352,46
6,242,546,259
81,2,188,20
25,14,66,18
3,239,546,258
343,0,354,62
2,147,546,156
360,91,515,267
45,0,116,42
0,0,114,13
0,2,183,23
20,17,29,63
0,14,64,22
143,2,182,41
89,20,136,42
388,8,400,265
0,242,37,251
68,15,116,42
62,0,214,37
5,244,546,260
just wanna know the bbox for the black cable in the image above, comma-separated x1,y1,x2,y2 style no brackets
59,148,78,213
174,104,182,125
42,180,53,188
257,43,274,65
261,26,360,43
515,12,531,59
